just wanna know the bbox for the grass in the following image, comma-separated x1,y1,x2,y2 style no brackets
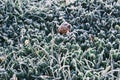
0,0,120,80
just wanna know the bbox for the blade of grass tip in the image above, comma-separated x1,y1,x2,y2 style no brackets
50,27,54,55
68,66,72,80
102,66,111,76
110,50,114,80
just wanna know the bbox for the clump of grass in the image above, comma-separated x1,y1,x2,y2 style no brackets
0,0,120,80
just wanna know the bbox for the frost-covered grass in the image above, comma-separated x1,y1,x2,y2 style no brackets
0,0,120,80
